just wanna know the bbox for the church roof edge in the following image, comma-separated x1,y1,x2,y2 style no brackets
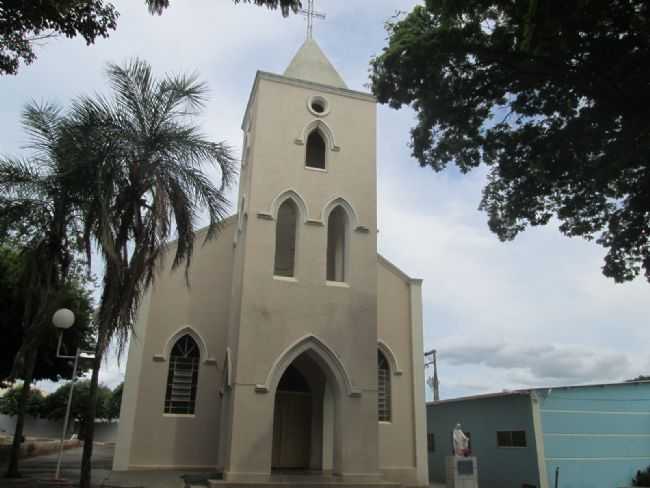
162,215,238,251
378,254,422,285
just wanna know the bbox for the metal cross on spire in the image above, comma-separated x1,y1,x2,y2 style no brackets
299,0,326,39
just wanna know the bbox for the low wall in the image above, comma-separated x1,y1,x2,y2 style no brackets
0,414,118,443
0,439,80,464
0,414,65,440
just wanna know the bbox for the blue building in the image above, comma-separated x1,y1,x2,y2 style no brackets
426,381,650,488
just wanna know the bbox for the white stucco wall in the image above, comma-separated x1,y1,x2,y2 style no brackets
114,221,236,470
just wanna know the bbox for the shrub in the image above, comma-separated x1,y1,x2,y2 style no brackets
634,466,650,487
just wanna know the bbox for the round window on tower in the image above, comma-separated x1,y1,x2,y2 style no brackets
307,96,329,117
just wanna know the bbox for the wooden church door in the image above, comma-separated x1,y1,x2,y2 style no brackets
272,366,312,469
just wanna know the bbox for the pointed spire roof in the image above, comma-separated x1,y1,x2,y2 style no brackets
284,39,347,89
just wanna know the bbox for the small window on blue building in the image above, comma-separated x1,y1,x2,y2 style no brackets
427,433,435,452
497,430,527,447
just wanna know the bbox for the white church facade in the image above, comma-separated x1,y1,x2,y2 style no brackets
113,39,428,487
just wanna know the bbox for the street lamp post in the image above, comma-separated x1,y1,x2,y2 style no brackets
52,308,96,481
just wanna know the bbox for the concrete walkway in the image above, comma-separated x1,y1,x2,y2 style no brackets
103,469,192,488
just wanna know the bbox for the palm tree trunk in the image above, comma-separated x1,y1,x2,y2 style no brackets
78,337,103,488
5,349,37,478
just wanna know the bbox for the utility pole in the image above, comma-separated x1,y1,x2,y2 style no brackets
424,349,440,402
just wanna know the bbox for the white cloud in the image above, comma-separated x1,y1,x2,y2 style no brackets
441,340,634,384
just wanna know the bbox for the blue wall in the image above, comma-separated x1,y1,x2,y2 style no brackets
426,394,540,488
537,382,650,488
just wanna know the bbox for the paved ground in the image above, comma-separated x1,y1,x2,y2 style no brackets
105,469,198,488
8,446,446,488
13,444,115,485
12,446,201,487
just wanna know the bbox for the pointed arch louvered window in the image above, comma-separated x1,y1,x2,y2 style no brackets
378,350,391,422
164,335,200,414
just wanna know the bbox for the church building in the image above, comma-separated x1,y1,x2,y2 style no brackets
113,38,428,487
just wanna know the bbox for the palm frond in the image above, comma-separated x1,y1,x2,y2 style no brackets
21,102,63,163
106,59,154,136
0,157,47,198
158,71,208,116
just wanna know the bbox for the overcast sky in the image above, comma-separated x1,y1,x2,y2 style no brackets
2,0,647,400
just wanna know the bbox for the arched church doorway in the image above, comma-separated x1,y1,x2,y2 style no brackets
271,353,331,472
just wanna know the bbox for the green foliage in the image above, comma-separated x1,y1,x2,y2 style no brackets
0,1,119,75
370,0,650,283
2,0,300,75
1,57,234,484
43,380,110,423
634,466,650,486
0,246,24,385
0,385,45,418
106,382,123,421
147,0,301,15
0,245,95,385
628,376,650,382
0,97,96,477
0,103,96,384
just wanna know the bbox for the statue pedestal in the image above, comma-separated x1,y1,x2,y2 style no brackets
446,456,479,488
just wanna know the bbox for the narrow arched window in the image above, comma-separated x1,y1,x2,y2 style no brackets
274,199,298,277
305,130,326,169
164,335,200,414
326,206,347,282
378,350,391,422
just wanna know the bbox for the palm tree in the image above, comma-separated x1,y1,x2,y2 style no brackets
64,59,235,488
0,104,85,477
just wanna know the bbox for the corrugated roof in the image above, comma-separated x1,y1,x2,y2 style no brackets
427,380,650,406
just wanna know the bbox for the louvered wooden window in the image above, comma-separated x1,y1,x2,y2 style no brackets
377,350,391,422
164,335,200,415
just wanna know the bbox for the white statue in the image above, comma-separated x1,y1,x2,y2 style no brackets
452,422,469,456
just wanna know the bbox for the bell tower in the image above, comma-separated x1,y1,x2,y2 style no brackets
220,38,380,482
